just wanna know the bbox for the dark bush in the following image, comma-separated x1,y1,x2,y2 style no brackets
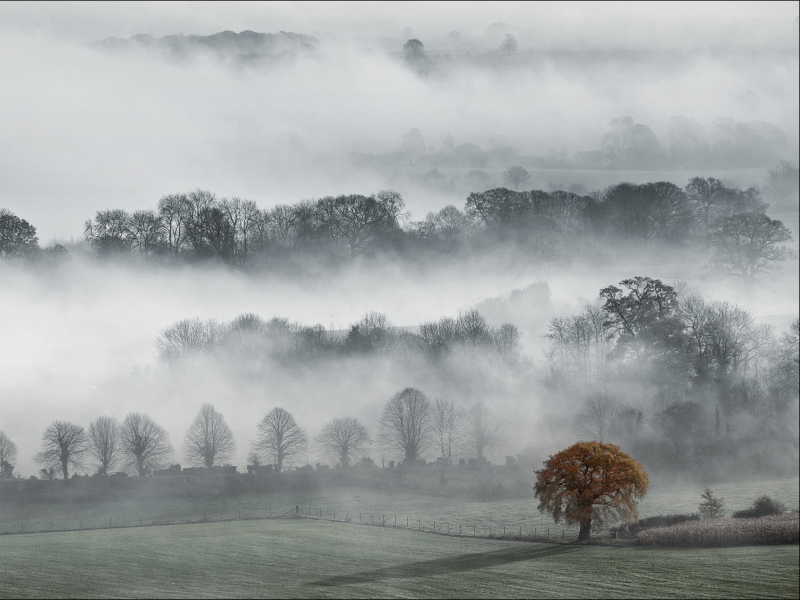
733,496,787,519
612,513,700,538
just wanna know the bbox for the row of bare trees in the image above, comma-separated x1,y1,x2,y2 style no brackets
32,413,176,480
251,393,508,473
379,388,505,466
156,309,521,366
4,389,510,479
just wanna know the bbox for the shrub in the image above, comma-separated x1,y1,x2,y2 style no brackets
612,513,700,539
733,496,788,519
699,487,726,519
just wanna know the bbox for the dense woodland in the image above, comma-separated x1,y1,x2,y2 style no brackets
1,163,797,282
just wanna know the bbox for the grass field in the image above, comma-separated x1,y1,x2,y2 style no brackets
0,518,797,599
1,475,797,538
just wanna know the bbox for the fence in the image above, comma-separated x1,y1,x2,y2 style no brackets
0,504,577,543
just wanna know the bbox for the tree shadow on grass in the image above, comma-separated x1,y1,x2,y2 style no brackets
309,544,576,587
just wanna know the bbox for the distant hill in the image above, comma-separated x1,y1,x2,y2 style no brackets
93,30,318,64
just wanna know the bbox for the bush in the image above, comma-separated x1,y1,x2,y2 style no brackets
733,496,788,519
612,514,699,539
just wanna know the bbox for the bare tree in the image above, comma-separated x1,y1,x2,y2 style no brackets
184,404,236,468
315,417,371,468
503,165,530,190
576,393,620,442
157,193,191,256
0,430,19,478
466,400,505,462
379,387,432,464
88,416,119,476
708,213,795,282
34,421,89,480
255,408,307,472
602,116,635,161
119,413,173,476
432,396,465,465
456,310,493,349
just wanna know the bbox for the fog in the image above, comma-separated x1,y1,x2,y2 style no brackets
0,2,798,483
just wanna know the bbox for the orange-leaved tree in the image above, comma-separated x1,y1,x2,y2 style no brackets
534,441,649,541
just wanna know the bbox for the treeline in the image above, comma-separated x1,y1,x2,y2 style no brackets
545,277,800,474
1,172,795,278
156,309,521,366
0,390,508,481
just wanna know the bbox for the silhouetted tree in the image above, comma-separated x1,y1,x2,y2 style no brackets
255,408,307,472
119,413,174,476
403,39,426,65
315,417,371,468
88,416,119,476
432,396,464,465
0,431,18,478
0,209,39,258
503,166,530,190
499,34,518,53
184,404,236,468
575,394,619,442
35,421,89,480
708,213,795,282
466,400,505,462
379,387,432,464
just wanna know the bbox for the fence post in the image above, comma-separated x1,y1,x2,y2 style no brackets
383,515,385,526
433,521,435,532
504,526,505,536
418,519,420,530
406,517,408,528
395,516,396,526
320,508,322,518
473,526,476,536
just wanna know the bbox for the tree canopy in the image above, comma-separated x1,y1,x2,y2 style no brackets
534,441,649,541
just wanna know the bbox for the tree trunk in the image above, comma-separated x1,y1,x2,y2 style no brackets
578,519,592,541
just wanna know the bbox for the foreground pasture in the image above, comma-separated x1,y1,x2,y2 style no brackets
1,519,797,599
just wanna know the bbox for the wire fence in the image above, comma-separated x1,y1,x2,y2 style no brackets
0,504,577,543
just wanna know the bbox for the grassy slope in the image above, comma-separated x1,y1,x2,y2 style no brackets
0,519,797,599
